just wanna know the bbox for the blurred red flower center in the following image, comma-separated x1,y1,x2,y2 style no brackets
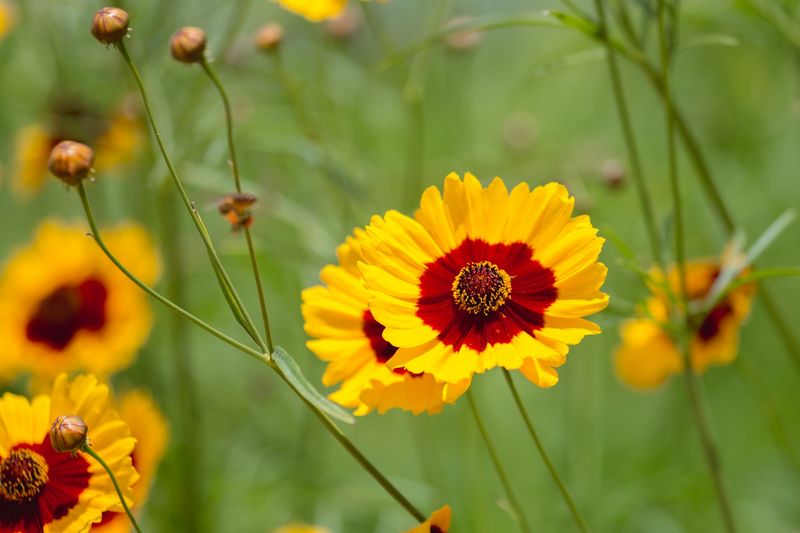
0,449,49,502
26,278,108,350
452,260,512,315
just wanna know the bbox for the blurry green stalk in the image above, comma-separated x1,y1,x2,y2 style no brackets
82,444,142,533
466,390,533,533
94,39,426,524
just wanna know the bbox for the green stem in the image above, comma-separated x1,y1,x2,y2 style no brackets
77,183,268,364
199,58,276,352
114,40,266,352
466,391,532,533
679,343,738,532
82,444,142,533
503,370,590,533
592,0,665,271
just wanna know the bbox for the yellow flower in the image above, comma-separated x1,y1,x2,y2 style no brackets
11,106,143,197
404,504,451,533
0,0,17,40
276,0,347,21
92,391,168,532
0,220,160,380
615,259,756,389
0,374,138,532
302,229,469,415
273,524,331,533
360,172,608,387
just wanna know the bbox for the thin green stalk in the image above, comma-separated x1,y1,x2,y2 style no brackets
657,4,735,529
159,183,203,533
592,0,665,271
200,58,275,352
502,370,590,533
114,40,266,352
466,391,532,533
678,340,738,532
77,183,267,364
82,444,142,533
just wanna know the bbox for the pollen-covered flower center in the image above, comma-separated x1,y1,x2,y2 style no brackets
0,449,50,502
451,261,512,315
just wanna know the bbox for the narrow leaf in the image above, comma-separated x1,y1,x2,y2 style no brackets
272,346,355,425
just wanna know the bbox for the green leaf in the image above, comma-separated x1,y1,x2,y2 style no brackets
272,346,355,425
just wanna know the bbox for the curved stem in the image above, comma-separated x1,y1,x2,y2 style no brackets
199,58,276,352
592,0,665,271
503,370,590,533
77,183,267,364
466,390,532,533
82,444,142,533
114,40,266,352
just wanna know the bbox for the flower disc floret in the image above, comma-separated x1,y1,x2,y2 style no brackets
452,261,511,315
0,449,49,502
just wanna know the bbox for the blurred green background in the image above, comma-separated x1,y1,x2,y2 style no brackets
1,0,799,531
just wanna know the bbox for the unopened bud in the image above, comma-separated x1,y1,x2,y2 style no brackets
48,141,94,186
91,7,129,45
444,17,482,52
255,23,284,52
170,27,207,64
601,159,625,189
50,415,88,454
325,9,360,40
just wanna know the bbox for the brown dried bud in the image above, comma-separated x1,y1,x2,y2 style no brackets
48,141,94,186
170,27,207,64
50,415,88,454
91,7,129,45
255,24,284,52
217,192,257,230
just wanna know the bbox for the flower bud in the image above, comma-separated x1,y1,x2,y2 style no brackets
170,27,207,64
601,159,625,189
444,17,482,52
218,192,257,230
48,141,94,186
255,23,284,52
325,9,360,40
50,415,88,454
91,7,129,45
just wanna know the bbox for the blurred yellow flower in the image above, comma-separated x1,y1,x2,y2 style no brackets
615,259,756,389
273,524,331,533
11,103,143,197
404,504,451,533
0,0,17,40
302,229,469,415
276,0,347,21
92,390,168,532
0,374,138,532
360,172,608,387
0,220,160,381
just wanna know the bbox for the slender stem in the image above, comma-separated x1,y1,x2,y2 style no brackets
502,370,590,533
592,0,665,271
678,341,738,532
82,444,142,533
114,40,266,351
199,58,276,352
466,391,532,533
77,183,267,364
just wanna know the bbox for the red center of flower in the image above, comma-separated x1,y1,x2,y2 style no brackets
0,450,49,502
697,303,733,342
0,438,91,533
417,238,557,352
363,310,421,377
25,278,108,350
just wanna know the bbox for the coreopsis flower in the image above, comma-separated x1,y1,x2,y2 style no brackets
302,229,470,415
404,504,451,533
93,391,168,532
0,374,138,532
11,102,143,197
273,524,331,533
615,259,756,389
359,172,608,386
0,221,159,380
276,0,347,21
